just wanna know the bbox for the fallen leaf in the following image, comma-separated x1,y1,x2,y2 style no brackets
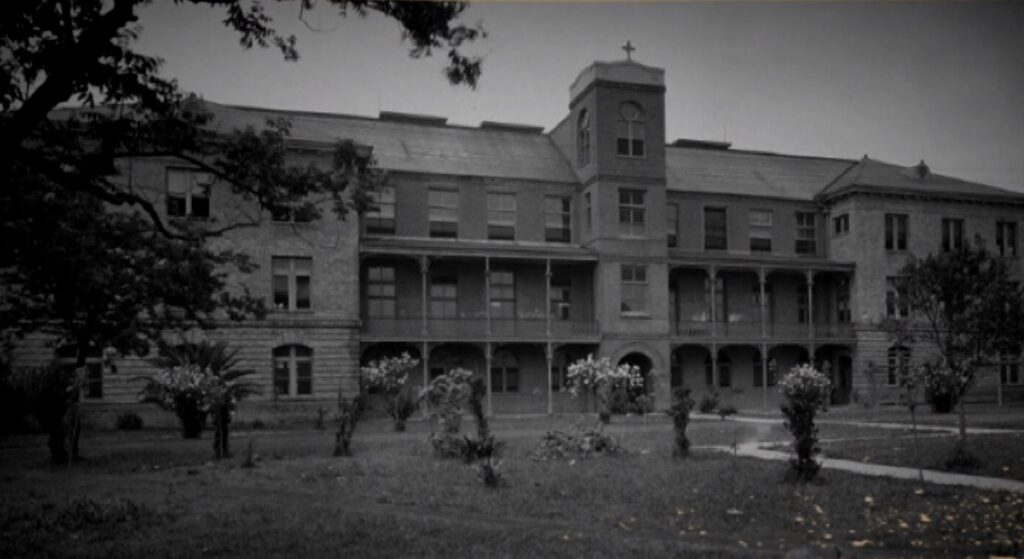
851,539,872,548
919,513,932,524
864,496,875,506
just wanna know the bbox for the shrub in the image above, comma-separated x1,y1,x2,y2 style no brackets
314,406,326,430
420,368,473,458
333,394,365,457
667,387,694,457
698,391,719,414
779,363,831,482
564,354,644,424
717,404,738,419
115,411,143,431
533,422,626,460
362,352,420,431
251,419,265,430
943,441,981,472
3,364,85,463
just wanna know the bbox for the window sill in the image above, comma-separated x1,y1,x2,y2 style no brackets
620,312,650,319
616,154,647,160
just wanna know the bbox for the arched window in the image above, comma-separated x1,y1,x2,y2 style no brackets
273,345,313,396
886,346,910,386
490,350,519,393
616,102,645,157
56,345,104,399
576,109,591,166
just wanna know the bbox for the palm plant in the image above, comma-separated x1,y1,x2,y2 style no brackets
140,341,259,457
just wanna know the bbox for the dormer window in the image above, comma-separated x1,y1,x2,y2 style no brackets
616,102,645,157
577,109,591,167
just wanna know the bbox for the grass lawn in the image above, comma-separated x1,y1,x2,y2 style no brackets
822,432,1024,482
2,416,1023,558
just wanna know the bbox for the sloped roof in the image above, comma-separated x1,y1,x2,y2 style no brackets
201,101,578,184
817,157,1024,201
665,146,855,201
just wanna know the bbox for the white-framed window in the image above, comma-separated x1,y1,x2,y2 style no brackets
886,276,909,318
272,257,312,311
795,212,817,255
551,275,571,320
545,196,572,243
618,189,645,237
833,213,850,237
1001,352,1021,385
620,264,648,313
997,221,1018,257
942,218,964,252
884,213,908,250
704,207,727,250
616,102,645,157
666,203,679,248
797,286,809,324
584,192,593,234
273,345,312,396
487,192,516,240
167,168,212,218
365,186,395,235
429,188,458,238
430,274,458,318
489,271,516,319
749,209,773,253
887,346,910,385
490,350,520,393
367,266,396,318
577,109,591,167
56,345,103,400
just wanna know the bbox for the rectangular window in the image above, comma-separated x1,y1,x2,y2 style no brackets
430,275,458,318
491,365,520,393
272,257,312,311
885,213,908,250
666,203,679,248
584,192,592,235
795,212,817,255
545,196,572,243
833,214,849,236
489,271,516,319
618,189,646,237
837,287,851,323
704,207,727,250
885,277,909,318
367,266,396,318
551,275,571,320
167,168,212,218
705,276,726,321
487,192,516,240
620,265,648,313
749,209,773,253
752,283,774,322
887,347,910,385
273,345,313,396
942,218,964,252
1001,353,1021,385
997,221,1018,257
429,188,459,238
797,287,808,324
365,186,395,235
550,365,567,391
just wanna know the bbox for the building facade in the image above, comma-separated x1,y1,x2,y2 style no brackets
11,58,1024,421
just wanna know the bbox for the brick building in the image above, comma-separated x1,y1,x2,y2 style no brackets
12,57,1024,422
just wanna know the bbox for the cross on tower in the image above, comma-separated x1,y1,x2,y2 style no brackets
622,40,635,61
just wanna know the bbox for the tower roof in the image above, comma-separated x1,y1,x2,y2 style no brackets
569,59,665,103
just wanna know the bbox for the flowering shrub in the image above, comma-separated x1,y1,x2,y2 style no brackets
779,364,832,481
361,352,420,431
419,368,473,457
565,354,644,423
142,365,220,438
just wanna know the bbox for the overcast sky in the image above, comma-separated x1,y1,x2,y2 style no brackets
136,1,1024,192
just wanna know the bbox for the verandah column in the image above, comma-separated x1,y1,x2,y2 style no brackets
485,342,493,417
761,343,769,410
419,256,430,336
711,343,719,390
545,259,552,338
758,268,768,339
546,342,554,415
484,256,492,338
806,269,815,339
708,266,718,337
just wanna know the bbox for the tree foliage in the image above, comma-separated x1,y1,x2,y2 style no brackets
885,240,1024,440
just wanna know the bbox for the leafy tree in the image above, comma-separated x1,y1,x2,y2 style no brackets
1,0,485,463
885,240,1024,444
